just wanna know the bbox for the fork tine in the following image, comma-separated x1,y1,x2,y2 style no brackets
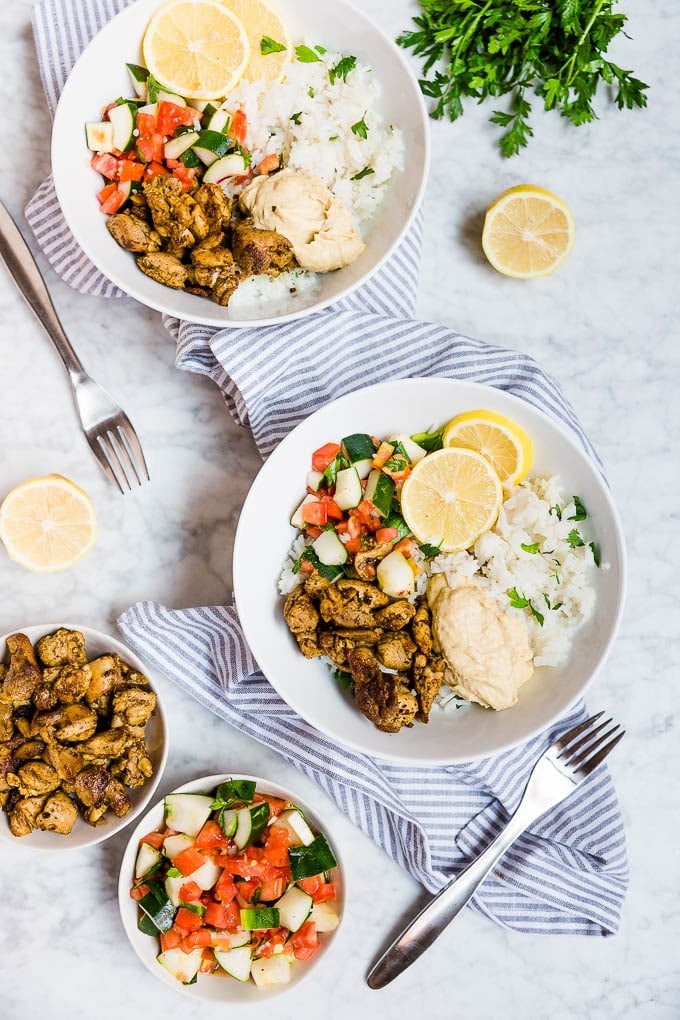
558,714,611,760
554,711,604,752
573,728,625,776
87,434,124,494
112,426,142,486
98,431,132,491
117,418,150,482
568,721,620,769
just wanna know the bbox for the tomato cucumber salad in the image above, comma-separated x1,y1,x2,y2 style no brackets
130,778,340,988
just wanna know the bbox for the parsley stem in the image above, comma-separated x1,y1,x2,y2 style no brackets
561,0,607,86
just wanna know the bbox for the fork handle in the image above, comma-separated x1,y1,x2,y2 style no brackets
367,797,542,990
0,200,87,383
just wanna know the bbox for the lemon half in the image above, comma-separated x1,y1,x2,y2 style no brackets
442,409,533,488
481,184,575,279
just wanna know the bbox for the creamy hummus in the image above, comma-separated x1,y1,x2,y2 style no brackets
239,168,366,273
428,575,534,711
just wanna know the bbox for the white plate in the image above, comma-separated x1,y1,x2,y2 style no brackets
51,0,429,327
118,773,344,1000
233,378,627,764
0,624,168,851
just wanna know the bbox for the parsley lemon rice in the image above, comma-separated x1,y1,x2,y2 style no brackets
130,777,340,988
279,410,600,732
85,0,403,309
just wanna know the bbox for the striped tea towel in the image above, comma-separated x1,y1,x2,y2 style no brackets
28,0,627,934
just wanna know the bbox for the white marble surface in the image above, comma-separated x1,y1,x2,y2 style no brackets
0,1,678,1017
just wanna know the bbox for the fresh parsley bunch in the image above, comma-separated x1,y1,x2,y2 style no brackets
398,0,648,156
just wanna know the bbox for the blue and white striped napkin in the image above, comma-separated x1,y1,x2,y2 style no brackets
28,0,627,936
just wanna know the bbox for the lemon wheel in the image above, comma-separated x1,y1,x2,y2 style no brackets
481,184,575,279
442,408,533,488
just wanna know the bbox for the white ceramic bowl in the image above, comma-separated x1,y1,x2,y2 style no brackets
0,624,167,851
233,378,627,764
51,0,429,327
118,773,344,1000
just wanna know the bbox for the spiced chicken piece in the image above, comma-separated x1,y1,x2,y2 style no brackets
353,541,395,581
283,588,320,634
7,794,48,837
374,600,416,631
53,663,92,705
7,760,60,797
194,182,233,231
303,574,331,599
76,728,129,762
11,738,45,765
86,655,122,710
35,791,79,834
292,632,323,659
36,628,87,667
32,683,58,712
110,687,156,729
0,633,42,707
43,743,84,785
106,213,162,253
110,739,153,789
376,632,417,671
74,765,111,808
348,647,418,733
137,252,188,289
0,702,13,741
231,220,296,277
411,601,434,655
411,652,447,723
31,704,98,743
336,578,390,609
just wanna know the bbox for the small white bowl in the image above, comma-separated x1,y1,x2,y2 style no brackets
0,624,167,851
51,0,429,327
118,773,344,1001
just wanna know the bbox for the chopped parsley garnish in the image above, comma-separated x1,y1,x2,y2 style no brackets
351,166,374,180
549,504,562,520
521,542,540,554
529,603,545,627
568,495,587,521
293,547,345,581
308,86,315,98
315,44,327,54
567,529,585,548
290,111,303,125
420,543,442,557
410,427,444,452
260,36,287,54
544,595,563,612
334,669,353,690
329,55,357,84
295,44,320,63
590,541,601,566
351,114,369,139
507,587,530,609
329,134,339,141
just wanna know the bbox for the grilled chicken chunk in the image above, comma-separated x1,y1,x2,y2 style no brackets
35,791,79,834
36,628,87,667
7,761,60,797
7,794,48,837
106,213,162,253
348,647,418,733
232,220,296,276
137,252,188,289
0,634,42,707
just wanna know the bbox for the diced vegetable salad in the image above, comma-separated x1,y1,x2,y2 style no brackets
289,428,444,597
131,779,340,988
86,64,277,215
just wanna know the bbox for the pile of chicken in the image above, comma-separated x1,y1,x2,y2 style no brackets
283,574,447,733
0,629,157,838
106,176,296,306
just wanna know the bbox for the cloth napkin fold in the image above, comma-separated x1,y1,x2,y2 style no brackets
28,0,627,936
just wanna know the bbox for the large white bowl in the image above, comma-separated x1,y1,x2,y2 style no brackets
51,0,429,327
233,378,627,764
118,773,345,1001
0,624,168,851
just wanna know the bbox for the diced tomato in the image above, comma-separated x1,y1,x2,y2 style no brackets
383,465,411,484
138,829,166,850
301,501,328,526
181,929,212,951
144,161,169,180
160,929,182,952
135,111,157,139
199,947,217,973
91,152,121,179
347,517,361,540
344,536,361,554
255,929,288,958
165,157,180,169
351,500,382,531
99,186,127,215
172,164,197,192
311,442,341,472
173,847,206,876
394,537,414,557
299,559,314,574
136,134,165,164
372,441,395,468
156,100,199,136
130,883,150,901
320,496,344,520
236,879,262,903
252,793,287,817
257,153,280,175
215,871,237,905
97,182,118,205
297,875,321,896
258,876,286,901
263,825,291,867
179,880,203,903
173,906,204,934
312,882,336,904
376,527,399,544
229,108,247,145
118,159,145,182
203,901,232,928
304,525,323,539
334,520,349,533
194,819,228,852
289,920,320,961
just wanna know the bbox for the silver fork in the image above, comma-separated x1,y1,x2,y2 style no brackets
0,200,149,493
367,712,625,989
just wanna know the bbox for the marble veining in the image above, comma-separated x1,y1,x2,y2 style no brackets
0,1,678,1017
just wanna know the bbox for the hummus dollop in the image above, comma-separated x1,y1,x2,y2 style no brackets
239,168,366,273
428,574,534,711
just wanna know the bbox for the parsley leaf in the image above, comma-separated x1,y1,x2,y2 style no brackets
398,0,648,156
351,166,374,181
410,427,444,452
351,114,369,139
329,55,356,84
507,587,530,609
567,529,585,548
549,504,563,520
420,542,442,557
568,496,587,521
290,111,303,125
295,44,320,63
521,542,540,554
260,36,287,55
590,541,601,566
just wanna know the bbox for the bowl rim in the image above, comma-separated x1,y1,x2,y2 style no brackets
0,622,169,852
117,771,345,1001
233,376,628,764
50,0,431,328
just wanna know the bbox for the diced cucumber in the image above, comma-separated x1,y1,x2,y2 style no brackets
193,128,234,165
333,466,362,510
157,89,186,106
126,62,149,99
200,102,220,123
240,906,280,930
137,911,159,936
364,469,395,517
164,130,199,160
206,107,231,133
251,955,292,988
165,872,187,908
272,808,315,847
190,98,214,113
164,793,214,836
342,433,376,462
391,433,428,464
312,530,348,567
190,858,222,891
137,101,158,119
291,494,318,528
181,148,201,168
162,833,194,859
211,929,251,949
135,841,162,880
353,457,373,480
220,807,238,837
233,802,270,850
288,835,338,881
203,153,248,183
108,102,134,149
376,550,415,597
214,778,257,805
214,946,252,982
157,947,203,984
137,883,175,932
275,885,313,933
306,470,325,492
310,901,340,932
85,121,114,152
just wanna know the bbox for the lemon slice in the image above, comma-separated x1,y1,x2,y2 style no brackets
220,0,292,84
142,0,250,100
481,184,575,279
442,409,533,488
400,448,503,553
0,475,97,573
